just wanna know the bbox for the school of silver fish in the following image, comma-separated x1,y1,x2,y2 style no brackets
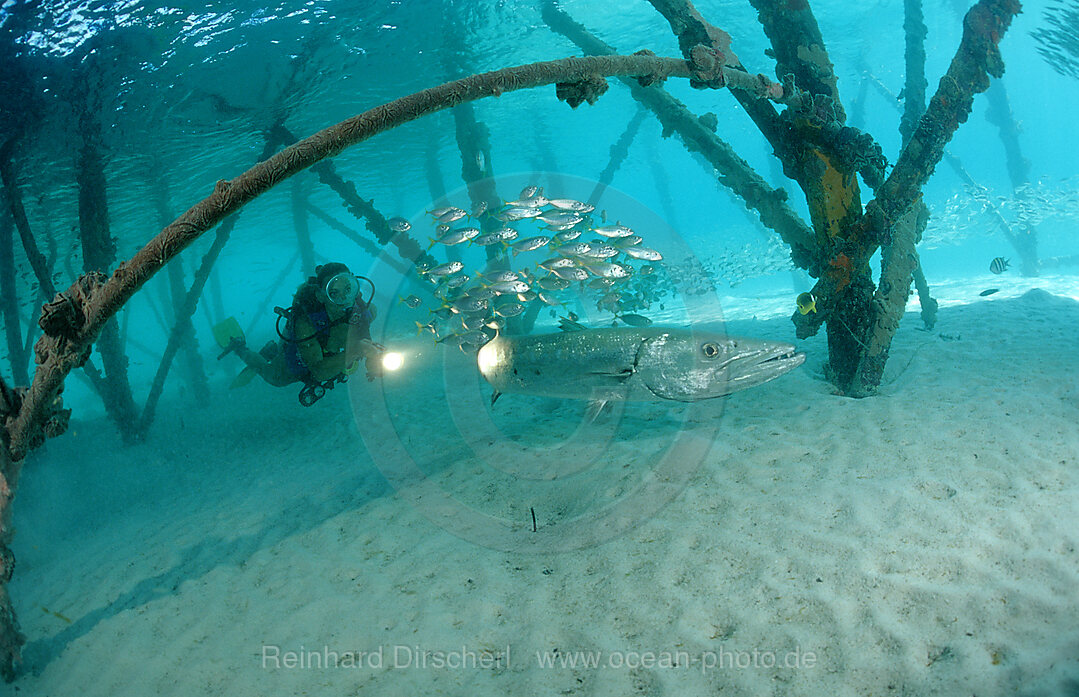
398,186,670,350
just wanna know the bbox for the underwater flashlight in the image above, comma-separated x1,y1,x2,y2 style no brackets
381,351,404,372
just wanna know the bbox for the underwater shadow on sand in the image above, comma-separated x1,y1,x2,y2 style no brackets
17,374,715,676
19,458,391,676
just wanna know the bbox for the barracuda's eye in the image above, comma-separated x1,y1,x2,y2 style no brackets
702,342,721,358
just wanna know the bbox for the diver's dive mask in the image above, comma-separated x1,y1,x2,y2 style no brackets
323,272,361,307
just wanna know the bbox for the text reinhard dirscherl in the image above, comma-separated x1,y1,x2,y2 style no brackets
260,645,818,673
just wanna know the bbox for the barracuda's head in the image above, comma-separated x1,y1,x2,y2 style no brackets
636,331,806,401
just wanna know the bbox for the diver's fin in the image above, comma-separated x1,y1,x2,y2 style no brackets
584,400,608,424
229,366,257,389
212,317,245,350
490,390,502,406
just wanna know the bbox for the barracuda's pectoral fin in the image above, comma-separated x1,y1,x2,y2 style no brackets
490,389,502,406
584,399,608,424
591,367,634,383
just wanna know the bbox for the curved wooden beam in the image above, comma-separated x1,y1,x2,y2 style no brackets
5,52,697,462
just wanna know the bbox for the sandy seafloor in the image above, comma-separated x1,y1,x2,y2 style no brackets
7,285,1079,696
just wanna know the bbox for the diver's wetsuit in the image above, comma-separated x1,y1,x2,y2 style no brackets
282,300,373,384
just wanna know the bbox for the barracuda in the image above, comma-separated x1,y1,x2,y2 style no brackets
477,328,805,405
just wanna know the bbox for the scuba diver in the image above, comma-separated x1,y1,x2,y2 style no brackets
214,262,387,406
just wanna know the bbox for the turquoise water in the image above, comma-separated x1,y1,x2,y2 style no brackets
2,0,1079,694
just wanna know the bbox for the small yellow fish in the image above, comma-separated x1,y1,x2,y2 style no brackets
796,292,817,315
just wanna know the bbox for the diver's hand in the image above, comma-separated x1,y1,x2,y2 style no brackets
364,348,386,381
354,339,386,380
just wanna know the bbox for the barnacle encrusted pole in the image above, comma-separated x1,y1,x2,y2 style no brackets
645,0,885,259
751,0,892,389
0,372,66,683
590,106,648,205
837,0,1022,395
291,177,316,276
137,215,238,437
141,97,285,430
269,123,438,271
745,0,863,225
0,142,56,304
984,82,1038,276
450,103,506,270
0,411,23,683
644,0,788,149
900,0,929,146
0,54,700,675
0,213,29,386
647,0,887,388
152,175,211,406
76,111,140,441
866,198,928,370
542,1,818,269
442,13,504,267
423,126,453,220
242,251,298,337
648,0,1018,394
863,68,1020,275
866,0,939,341
899,0,939,331
649,140,683,227
305,203,418,279
645,0,879,200
749,0,845,117
164,260,211,403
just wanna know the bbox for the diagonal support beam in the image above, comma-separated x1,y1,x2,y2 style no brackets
543,2,818,270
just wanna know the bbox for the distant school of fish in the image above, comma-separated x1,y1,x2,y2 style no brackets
400,192,1018,344
789,255,1012,316
393,186,669,351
